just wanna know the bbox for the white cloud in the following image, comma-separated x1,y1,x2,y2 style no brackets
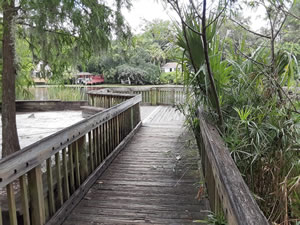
122,0,178,33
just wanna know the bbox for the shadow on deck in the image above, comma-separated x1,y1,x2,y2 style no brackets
62,106,210,225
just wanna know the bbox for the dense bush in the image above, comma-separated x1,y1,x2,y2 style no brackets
160,71,183,84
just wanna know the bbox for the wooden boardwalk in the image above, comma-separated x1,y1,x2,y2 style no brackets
63,106,209,225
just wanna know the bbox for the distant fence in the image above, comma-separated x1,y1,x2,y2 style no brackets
0,93,141,225
194,109,269,225
97,86,185,106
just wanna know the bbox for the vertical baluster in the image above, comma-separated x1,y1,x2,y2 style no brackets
112,119,115,150
133,105,136,126
6,183,17,225
88,131,94,173
20,175,30,225
111,118,115,150
126,110,129,135
111,119,114,151
28,166,45,225
74,141,81,187
93,129,98,166
146,91,149,103
116,115,120,146
106,121,110,155
120,112,123,140
46,158,55,216
106,121,110,156
0,205,3,225
78,136,88,181
55,152,63,207
91,95,94,106
68,145,75,194
113,118,117,149
99,124,104,161
97,127,102,163
62,148,70,201
130,107,134,130
109,120,112,152
122,111,125,139
102,123,106,159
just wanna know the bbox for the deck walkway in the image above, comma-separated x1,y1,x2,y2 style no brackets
62,106,209,225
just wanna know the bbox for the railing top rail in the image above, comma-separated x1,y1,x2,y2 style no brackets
0,94,141,188
87,91,136,97
197,108,269,225
15,100,88,103
91,86,185,93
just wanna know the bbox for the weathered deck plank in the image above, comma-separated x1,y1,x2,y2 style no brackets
62,106,209,225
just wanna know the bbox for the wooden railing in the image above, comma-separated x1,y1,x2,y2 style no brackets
0,93,142,225
96,86,185,106
88,91,135,108
133,87,185,105
194,109,269,225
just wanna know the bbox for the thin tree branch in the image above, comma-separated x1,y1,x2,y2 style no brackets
189,0,202,20
182,20,203,36
168,1,203,36
167,0,200,71
202,0,224,129
16,21,77,37
234,44,271,68
273,1,300,21
230,18,271,39
167,0,206,95
235,47,299,114
274,14,287,39
205,0,229,29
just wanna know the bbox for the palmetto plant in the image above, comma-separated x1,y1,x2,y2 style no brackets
176,15,299,225
171,0,299,223
222,41,300,223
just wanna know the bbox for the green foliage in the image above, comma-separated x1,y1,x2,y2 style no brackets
193,212,227,225
77,19,179,85
115,64,145,84
173,0,300,223
114,62,160,85
13,0,131,80
160,71,183,84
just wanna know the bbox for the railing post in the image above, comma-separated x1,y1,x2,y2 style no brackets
151,88,157,105
28,166,45,225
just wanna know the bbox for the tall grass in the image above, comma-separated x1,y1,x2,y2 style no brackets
16,86,86,101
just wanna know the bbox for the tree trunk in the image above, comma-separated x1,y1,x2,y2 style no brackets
2,0,20,158
201,0,224,130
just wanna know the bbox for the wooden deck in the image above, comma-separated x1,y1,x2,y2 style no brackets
62,106,209,225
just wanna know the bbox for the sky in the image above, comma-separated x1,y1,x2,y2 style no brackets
122,0,177,33
122,0,268,33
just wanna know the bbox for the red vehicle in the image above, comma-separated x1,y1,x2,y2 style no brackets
86,75,105,85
